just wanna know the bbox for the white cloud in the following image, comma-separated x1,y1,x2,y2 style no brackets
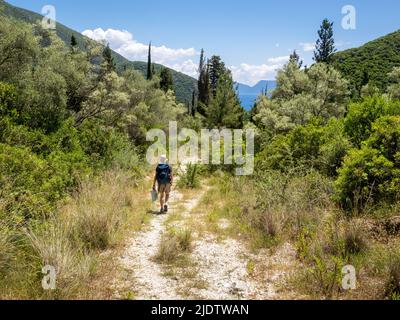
82,27,287,84
82,28,197,65
267,55,290,64
299,42,315,52
168,59,198,78
231,63,282,86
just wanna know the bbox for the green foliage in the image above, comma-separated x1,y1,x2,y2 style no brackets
206,72,245,129
256,119,350,176
254,62,348,136
335,117,400,212
0,15,175,223
0,15,38,82
0,82,16,118
197,49,210,115
0,0,197,104
387,67,400,100
344,96,400,147
319,120,352,177
147,42,152,80
331,30,400,96
159,67,174,93
177,164,200,189
314,19,336,63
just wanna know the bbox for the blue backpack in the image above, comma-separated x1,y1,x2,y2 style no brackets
156,164,171,184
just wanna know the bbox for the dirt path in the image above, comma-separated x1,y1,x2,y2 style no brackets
113,166,298,300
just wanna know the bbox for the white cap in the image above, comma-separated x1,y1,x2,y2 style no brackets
159,155,168,164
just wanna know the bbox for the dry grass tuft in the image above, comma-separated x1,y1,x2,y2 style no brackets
155,228,193,264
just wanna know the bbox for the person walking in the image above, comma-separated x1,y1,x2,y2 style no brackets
152,155,173,213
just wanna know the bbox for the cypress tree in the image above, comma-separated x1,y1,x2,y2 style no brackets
70,34,78,48
191,90,196,117
197,49,210,116
147,42,153,80
314,19,336,63
208,55,225,97
198,49,206,102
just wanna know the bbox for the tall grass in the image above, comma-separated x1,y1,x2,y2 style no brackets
0,169,149,299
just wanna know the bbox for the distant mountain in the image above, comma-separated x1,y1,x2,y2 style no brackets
236,80,277,95
331,30,400,94
236,80,277,110
0,0,197,104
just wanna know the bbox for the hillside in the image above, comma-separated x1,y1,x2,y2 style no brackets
0,0,197,104
331,30,400,94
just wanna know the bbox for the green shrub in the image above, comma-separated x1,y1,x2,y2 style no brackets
344,96,400,147
256,120,324,172
0,82,16,118
256,119,350,177
335,147,399,212
305,255,345,299
319,120,352,177
335,116,400,212
367,116,400,162
177,163,200,189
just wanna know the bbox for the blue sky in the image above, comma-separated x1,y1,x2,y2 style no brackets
7,0,400,85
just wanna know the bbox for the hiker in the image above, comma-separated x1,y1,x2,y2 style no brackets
152,155,173,213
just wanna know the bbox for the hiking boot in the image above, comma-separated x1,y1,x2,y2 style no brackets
164,205,168,213
160,207,164,214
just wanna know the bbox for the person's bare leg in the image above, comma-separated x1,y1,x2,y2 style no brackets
160,191,165,211
165,192,170,205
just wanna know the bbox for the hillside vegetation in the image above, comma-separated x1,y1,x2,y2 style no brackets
0,0,197,104
332,30,400,97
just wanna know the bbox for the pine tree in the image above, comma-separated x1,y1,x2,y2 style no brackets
147,42,153,80
289,50,303,68
102,44,116,73
160,67,174,92
314,19,336,63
